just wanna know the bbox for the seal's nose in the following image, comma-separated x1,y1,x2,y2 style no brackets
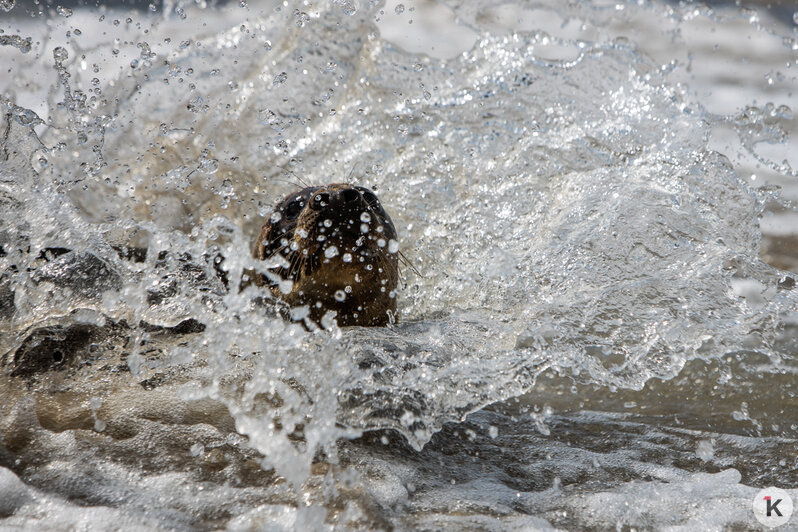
311,187,366,213
340,188,361,204
310,191,331,210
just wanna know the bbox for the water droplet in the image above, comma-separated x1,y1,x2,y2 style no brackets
190,443,204,456
794,11,798,25
273,72,287,86
360,223,370,233
56,5,72,17
334,290,346,302
320,310,338,329
53,46,68,62
377,238,386,248
413,63,423,72
323,219,333,228
360,212,371,223
12,107,43,126
187,96,206,113
199,158,219,174
342,253,352,263
127,353,144,376
0,0,15,12
395,3,405,15
0,35,32,53
325,246,339,258
278,279,293,294
294,9,310,27
333,0,355,16
270,211,282,223
289,305,309,321
388,239,399,253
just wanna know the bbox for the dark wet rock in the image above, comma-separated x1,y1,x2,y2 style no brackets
32,250,122,299
3,323,100,377
0,322,130,378
0,274,14,320
114,245,147,263
0,466,31,517
2,315,211,379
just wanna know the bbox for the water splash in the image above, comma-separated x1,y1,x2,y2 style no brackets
1,0,796,507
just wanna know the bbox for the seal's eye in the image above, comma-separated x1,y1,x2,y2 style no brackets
285,199,303,218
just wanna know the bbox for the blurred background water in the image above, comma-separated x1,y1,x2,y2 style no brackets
1,0,797,530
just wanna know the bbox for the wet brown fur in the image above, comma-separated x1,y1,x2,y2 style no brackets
253,183,399,327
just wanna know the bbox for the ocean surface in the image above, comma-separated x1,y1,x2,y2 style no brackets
1,0,797,529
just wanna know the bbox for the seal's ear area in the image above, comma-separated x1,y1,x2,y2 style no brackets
253,221,274,260
249,220,279,289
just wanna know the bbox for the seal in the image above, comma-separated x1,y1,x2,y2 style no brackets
253,183,399,327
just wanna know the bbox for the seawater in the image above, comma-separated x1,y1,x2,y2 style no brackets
0,0,797,529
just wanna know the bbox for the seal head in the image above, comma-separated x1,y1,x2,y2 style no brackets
254,183,399,327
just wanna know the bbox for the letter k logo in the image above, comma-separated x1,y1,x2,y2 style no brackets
754,487,793,527
765,496,783,518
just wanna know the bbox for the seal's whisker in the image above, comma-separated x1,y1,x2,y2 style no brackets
345,162,358,183
290,251,305,279
277,165,314,188
263,234,295,257
266,233,291,248
398,250,421,276
270,177,305,190
266,242,290,259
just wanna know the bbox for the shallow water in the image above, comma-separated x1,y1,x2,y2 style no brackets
1,0,797,529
